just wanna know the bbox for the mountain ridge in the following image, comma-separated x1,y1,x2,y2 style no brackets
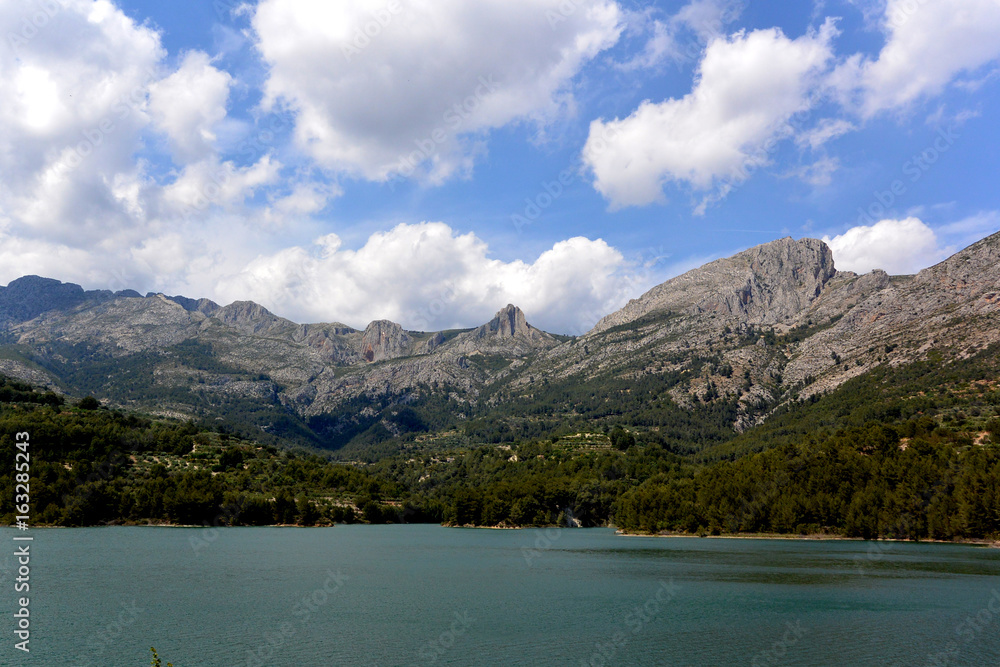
2,230,998,455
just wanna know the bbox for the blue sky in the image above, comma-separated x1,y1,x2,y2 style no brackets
2,0,999,334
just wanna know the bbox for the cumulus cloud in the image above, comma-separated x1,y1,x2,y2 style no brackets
254,181,343,231
0,0,163,250
148,51,233,163
0,0,645,335
583,21,837,209
823,217,946,275
831,0,1000,117
0,0,301,295
162,156,282,213
216,222,638,334
251,0,622,183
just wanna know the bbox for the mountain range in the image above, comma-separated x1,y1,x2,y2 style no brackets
2,230,999,457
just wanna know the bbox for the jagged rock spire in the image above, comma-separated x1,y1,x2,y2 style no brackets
478,304,533,339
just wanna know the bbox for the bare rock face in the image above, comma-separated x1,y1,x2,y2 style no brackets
476,304,533,339
520,237,890,429
803,269,892,323
450,304,556,356
424,331,446,352
360,320,410,362
164,294,220,316
592,237,836,333
786,231,1000,396
303,306,561,413
212,301,290,335
293,323,363,364
0,275,114,325
732,237,837,323
11,293,208,352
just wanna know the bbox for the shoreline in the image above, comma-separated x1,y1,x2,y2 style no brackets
3,522,336,529
614,529,1000,547
5,522,998,547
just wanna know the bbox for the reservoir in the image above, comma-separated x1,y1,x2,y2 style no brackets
4,526,999,666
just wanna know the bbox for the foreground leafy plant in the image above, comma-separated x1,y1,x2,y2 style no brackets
150,646,174,666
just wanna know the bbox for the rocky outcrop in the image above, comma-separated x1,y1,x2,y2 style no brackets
360,320,410,362
592,237,837,333
784,231,1000,396
450,305,558,356
164,294,220,316
292,323,363,364
212,301,292,335
0,275,109,325
512,232,1000,429
477,304,530,338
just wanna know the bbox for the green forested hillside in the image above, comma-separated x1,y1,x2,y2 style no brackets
0,379,401,527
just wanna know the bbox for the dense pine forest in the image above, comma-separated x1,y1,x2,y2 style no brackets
2,343,999,541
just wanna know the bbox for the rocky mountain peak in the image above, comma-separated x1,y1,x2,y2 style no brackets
0,275,121,325
212,301,286,334
361,320,410,362
591,236,838,334
447,304,555,356
742,237,835,285
479,304,532,339
728,236,837,323
164,294,220,316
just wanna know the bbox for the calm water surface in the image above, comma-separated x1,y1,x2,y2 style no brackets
2,526,999,666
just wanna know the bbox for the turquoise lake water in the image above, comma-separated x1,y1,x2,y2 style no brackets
1,526,999,666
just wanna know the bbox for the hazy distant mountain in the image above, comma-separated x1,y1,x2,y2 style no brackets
2,231,998,454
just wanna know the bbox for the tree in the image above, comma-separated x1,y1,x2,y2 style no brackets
217,447,244,472
297,496,320,526
273,489,297,524
610,427,635,451
77,396,101,410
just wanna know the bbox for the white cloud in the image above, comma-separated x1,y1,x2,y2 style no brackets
938,210,1000,248
954,67,1000,93
618,0,744,72
0,0,163,244
823,217,945,275
0,1,307,297
583,21,837,209
673,0,745,44
832,0,1000,117
796,118,856,150
617,19,677,72
148,51,233,163
790,156,840,187
162,156,282,212
251,0,622,183
256,181,341,230
216,222,638,334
